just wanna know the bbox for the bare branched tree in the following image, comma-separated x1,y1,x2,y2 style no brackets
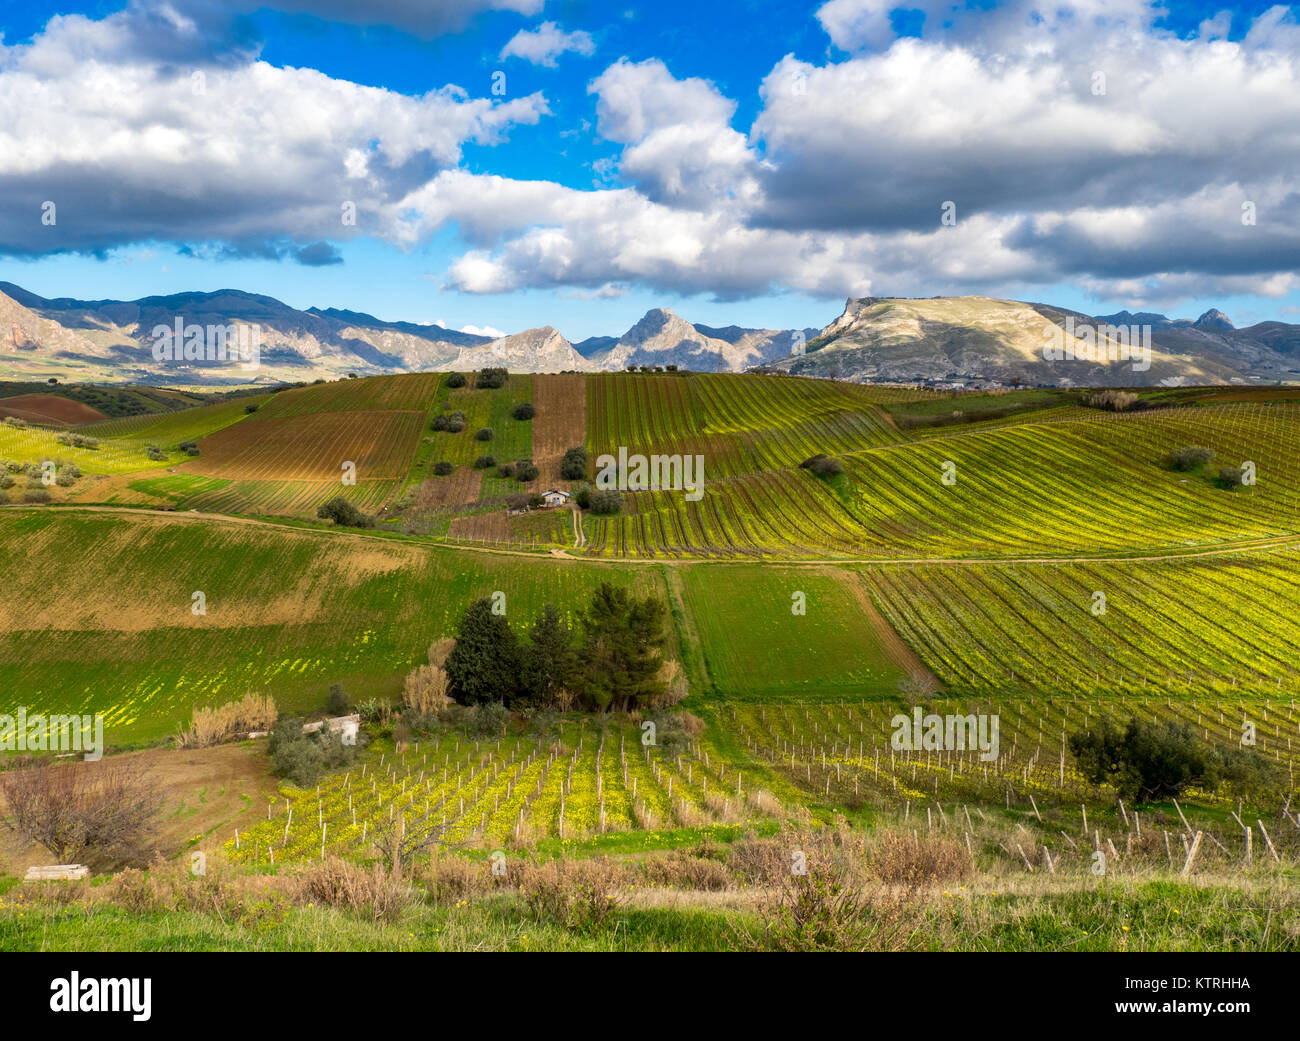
367,810,464,879
0,758,163,867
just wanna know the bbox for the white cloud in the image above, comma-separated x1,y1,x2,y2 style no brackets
499,21,595,67
461,323,507,337
588,58,763,209
815,0,1158,53
0,9,549,256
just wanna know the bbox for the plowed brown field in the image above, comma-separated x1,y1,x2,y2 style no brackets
532,374,587,485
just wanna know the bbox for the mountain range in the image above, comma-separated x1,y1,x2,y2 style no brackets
2,280,1298,389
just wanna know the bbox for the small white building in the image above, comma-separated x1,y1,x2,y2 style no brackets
302,713,360,745
541,488,572,507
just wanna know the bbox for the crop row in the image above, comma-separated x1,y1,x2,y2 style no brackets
866,547,1300,698
223,723,781,864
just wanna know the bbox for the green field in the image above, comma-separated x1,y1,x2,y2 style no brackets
679,565,909,697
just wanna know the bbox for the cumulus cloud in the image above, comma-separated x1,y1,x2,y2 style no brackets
381,8,1300,305
588,58,764,209
460,323,507,337
500,21,595,66
0,8,548,257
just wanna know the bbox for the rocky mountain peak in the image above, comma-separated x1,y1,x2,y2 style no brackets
1194,308,1234,331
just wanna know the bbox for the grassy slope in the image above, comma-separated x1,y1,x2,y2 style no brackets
0,509,670,744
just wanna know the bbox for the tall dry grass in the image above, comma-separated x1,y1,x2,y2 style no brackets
176,693,277,748
403,663,452,714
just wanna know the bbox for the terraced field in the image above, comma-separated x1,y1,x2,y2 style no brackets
185,410,424,482
839,403,1300,556
579,380,1300,560
0,422,174,474
582,469,865,557
587,372,901,481
864,548,1300,699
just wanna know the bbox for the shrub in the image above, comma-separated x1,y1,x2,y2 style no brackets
268,719,324,785
753,873,913,952
431,410,466,434
146,446,166,461
428,637,455,666
268,717,357,787
649,662,690,708
1070,716,1280,801
498,462,516,478
1217,465,1244,490
1083,389,1139,411
641,851,731,891
293,858,411,922
1164,445,1214,472
560,446,588,480
244,403,259,413
317,496,374,528
356,698,387,724
512,402,536,420
477,367,508,389
872,833,972,885
23,488,50,503
445,372,467,388
0,474,13,490
433,461,454,476
800,453,844,476
520,859,623,933
472,454,497,469
589,489,622,514
514,460,539,483
463,701,511,738
573,483,592,509
474,427,494,441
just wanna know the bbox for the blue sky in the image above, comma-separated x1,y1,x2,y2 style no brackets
2,0,1300,339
